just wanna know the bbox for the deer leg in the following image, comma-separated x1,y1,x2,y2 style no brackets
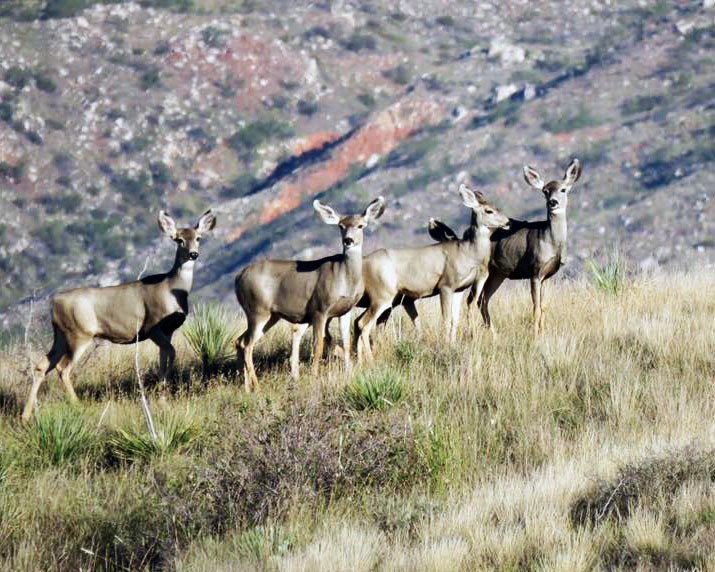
290,323,309,381
479,273,506,335
450,290,464,343
311,314,329,377
539,281,547,333
149,330,176,392
22,326,69,421
338,312,352,375
357,301,392,364
238,315,274,392
403,298,421,335
59,336,93,404
439,288,455,343
530,278,542,337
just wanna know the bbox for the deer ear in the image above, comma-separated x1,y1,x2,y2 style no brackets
428,218,459,242
458,183,483,209
523,165,545,191
195,209,217,233
363,196,385,222
158,210,177,239
564,158,581,186
313,200,341,225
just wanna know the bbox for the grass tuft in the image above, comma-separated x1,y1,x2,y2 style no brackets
108,412,201,463
588,249,627,295
344,369,404,411
183,303,239,371
10,404,97,468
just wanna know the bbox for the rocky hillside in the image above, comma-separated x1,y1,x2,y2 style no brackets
1,0,714,332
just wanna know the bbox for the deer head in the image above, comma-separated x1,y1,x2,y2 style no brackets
523,158,581,215
158,209,217,263
313,197,385,252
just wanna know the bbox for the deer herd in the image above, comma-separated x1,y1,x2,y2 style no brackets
22,159,582,420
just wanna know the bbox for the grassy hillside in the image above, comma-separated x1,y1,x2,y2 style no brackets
2,273,715,570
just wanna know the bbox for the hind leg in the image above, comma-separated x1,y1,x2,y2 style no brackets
58,336,93,403
22,326,68,421
479,273,506,335
290,323,309,381
236,315,277,391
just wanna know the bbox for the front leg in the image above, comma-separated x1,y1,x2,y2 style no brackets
311,314,329,377
290,323,309,381
439,288,454,343
149,329,176,387
530,278,542,337
339,312,352,374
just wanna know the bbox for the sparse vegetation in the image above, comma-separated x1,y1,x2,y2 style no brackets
588,249,627,295
182,303,239,371
1,276,714,570
542,104,602,133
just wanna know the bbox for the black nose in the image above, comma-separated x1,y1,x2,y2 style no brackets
189,251,199,260
548,199,558,208
343,238,355,247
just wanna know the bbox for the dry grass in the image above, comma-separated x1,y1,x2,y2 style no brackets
1,272,715,570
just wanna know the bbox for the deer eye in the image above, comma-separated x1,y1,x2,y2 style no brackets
196,237,201,242
560,189,566,193
485,209,494,214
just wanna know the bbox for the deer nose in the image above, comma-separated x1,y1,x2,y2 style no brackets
343,237,355,247
189,251,199,260
548,199,559,209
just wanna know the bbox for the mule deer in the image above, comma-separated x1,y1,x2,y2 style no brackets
429,159,582,335
355,185,509,362
234,197,385,390
22,210,217,421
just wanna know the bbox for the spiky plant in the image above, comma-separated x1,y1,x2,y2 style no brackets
588,249,627,295
108,411,201,463
344,369,404,411
183,303,239,371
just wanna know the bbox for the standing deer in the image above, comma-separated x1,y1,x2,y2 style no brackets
429,159,582,335
355,185,509,362
234,197,385,390
22,210,217,421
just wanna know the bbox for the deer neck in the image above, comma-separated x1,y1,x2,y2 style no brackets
464,213,491,251
342,245,363,282
168,252,196,293
547,210,568,248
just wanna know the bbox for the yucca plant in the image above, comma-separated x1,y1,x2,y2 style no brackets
588,249,627,295
344,369,404,411
12,405,98,468
183,303,239,371
108,411,201,463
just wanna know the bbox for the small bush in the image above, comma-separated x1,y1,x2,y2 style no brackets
33,70,58,93
183,303,239,371
4,66,31,90
435,15,455,26
227,116,293,159
542,104,601,133
201,26,227,49
296,97,318,116
394,340,418,364
344,369,404,411
10,405,98,468
357,92,376,108
621,94,665,116
383,64,411,85
342,32,377,52
588,250,627,295
108,412,201,463
139,67,161,90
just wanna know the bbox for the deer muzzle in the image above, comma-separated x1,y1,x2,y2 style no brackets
189,251,199,260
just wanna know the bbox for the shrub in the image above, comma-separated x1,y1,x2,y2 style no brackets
342,32,377,52
42,0,91,19
357,92,376,108
621,94,665,116
10,405,98,468
139,67,161,90
4,66,31,90
383,64,411,85
344,369,404,411
0,101,13,122
201,26,227,48
33,70,58,93
296,97,318,116
183,303,239,371
435,15,455,26
588,249,627,295
227,116,293,159
107,412,201,463
542,104,601,133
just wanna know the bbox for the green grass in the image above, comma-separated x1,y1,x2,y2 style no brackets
182,303,239,371
344,369,404,411
1,275,715,570
588,249,627,295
